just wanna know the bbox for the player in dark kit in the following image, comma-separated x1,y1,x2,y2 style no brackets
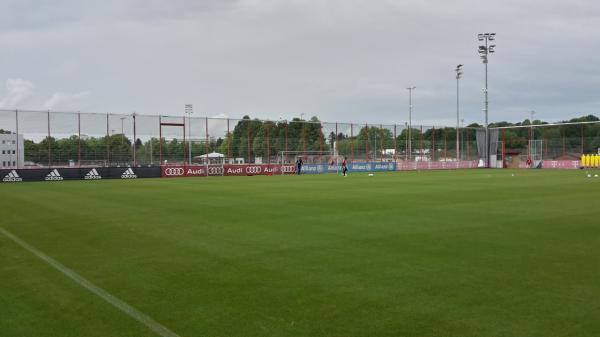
342,157,348,177
296,157,303,175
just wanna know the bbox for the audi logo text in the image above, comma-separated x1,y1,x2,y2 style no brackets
245,166,262,174
164,167,184,176
208,167,224,175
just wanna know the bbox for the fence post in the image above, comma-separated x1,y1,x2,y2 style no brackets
132,113,136,166
183,116,187,165
466,128,470,161
15,109,20,168
205,117,209,165
405,122,408,161
502,129,506,168
319,123,324,163
107,113,111,166
78,112,81,167
581,124,584,155
420,125,424,161
227,119,231,160
379,124,384,161
393,124,397,162
47,110,51,167
284,121,288,161
432,126,436,161
443,127,447,161
302,121,307,159
266,122,271,164
247,119,251,163
159,115,162,165
365,123,369,162
350,123,354,162
335,122,338,158
561,126,565,156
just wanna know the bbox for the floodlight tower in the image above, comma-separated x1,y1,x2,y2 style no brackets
478,32,496,168
407,86,416,160
455,64,463,161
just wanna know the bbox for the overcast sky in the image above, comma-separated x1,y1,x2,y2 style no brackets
1,0,599,126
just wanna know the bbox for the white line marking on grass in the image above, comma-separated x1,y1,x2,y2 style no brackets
0,227,181,337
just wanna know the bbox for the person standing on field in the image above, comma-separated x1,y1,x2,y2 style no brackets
342,157,348,177
296,157,303,175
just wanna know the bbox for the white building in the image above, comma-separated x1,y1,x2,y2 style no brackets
0,134,24,169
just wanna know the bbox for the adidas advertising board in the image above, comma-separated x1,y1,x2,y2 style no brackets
2,170,23,182
120,168,137,179
84,168,102,180
45,169,64,181
0,167,160,182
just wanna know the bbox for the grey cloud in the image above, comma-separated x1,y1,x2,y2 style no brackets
1,0,599,125
0,79,34,109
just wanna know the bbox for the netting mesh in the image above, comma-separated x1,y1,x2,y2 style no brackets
496,123,600,167
5,109,569,168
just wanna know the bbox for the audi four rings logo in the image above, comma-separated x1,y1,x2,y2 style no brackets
164,167,184,176
208,167,224,175
245,166,262,174
282,166,295,173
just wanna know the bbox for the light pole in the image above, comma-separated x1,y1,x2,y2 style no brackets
478,32,496,168
185,104,193,165
461,119,465,160
404,122,408,161
455,64,463,161
407,86,416,160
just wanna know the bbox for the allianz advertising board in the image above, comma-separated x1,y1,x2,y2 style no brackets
300,162,395,174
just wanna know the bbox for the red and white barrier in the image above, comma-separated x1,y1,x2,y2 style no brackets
396,161,478,171
540,160,580,169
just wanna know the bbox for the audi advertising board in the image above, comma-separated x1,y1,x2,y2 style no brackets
161,165,296,177
0,167,160,183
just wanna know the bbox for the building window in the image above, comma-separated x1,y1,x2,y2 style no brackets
1,150,4,154
12,140,15,144
1,140,5,144
12,150,15,154
13,161,16,166
2,161,5,167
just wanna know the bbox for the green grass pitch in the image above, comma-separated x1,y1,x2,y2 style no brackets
1,169,599,337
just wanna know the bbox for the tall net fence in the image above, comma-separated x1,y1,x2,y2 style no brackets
494,122,600,168
1,109,483,168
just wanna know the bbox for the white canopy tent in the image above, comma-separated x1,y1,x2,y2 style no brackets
193,152,225,164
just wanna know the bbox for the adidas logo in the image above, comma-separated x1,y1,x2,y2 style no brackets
84,168,102,180
2,170,22,182
45,169,63,181
121,168,137,179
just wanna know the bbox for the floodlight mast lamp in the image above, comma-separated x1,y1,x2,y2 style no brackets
407,86,416,160
478,32,496,168
455,64,463,161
